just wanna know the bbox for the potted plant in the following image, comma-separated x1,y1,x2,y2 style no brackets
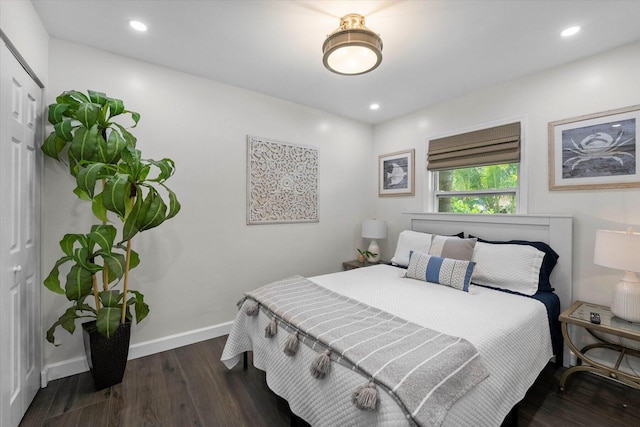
41,90,180,389
356,249,377,264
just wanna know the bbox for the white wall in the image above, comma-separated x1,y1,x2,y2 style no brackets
42,38,373,369
373,40,640,309
0,0,48,86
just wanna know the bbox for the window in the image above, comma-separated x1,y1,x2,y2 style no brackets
427,122,522,214
435,163,518,213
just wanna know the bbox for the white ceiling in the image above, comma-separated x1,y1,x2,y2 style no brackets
32,0,640,124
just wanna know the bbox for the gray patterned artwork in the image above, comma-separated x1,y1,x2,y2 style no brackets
247,136,318,224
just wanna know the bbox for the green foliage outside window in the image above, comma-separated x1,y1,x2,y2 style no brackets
437,163,518,214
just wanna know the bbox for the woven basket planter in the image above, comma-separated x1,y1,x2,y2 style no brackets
82,320,131,390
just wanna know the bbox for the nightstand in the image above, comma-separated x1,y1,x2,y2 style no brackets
342,260,391,271
559,300,640,393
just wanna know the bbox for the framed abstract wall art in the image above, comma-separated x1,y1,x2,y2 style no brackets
379,149,415,196
247,136,318,224
549,105,640,190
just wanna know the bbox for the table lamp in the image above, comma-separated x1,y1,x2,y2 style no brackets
362,218,387,263
594,228,640,323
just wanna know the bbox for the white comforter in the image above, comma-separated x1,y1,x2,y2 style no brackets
221,264,553,426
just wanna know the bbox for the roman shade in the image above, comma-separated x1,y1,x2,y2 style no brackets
427,122,521,171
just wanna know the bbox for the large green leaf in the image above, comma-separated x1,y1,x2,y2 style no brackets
46,307,79,345
136,189,167,231
129,290,149,323
101,252,126,280
47,103,69,124
96,306,122,338
147,158,175,182
88,224,117,253
92,133,108,163
75,162,105,198
41,133,66,160
54,120,74,141
113,123,137,148
121,147,143,179
43,256,72,295
60,233,84,257
65,265,94,301
74,247,101,274
57,90,89,107
127,248,141,270
76,103,100,128
70,125,99,162
108,98,125,117
102,173,131,218
104,129,126,164
91,193,109,222
99,290,122,307
72,186,92,201
165,187,181,220
122,189,143,242
88,90,108,106
126,110,140,127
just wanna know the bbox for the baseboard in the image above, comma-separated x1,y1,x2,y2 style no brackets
41,320,233,387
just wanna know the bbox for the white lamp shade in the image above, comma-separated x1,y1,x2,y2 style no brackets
594,229,640,272
362,219,387,239
595,229,640,322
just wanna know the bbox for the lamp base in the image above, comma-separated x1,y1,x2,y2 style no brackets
611,272,640,323
367,240,380,263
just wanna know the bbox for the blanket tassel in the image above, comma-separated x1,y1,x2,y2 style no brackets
245,301,260,316
265,317,278,338
352,381,379,411
310,349,331,379
283,332,299,356
236,296,247,309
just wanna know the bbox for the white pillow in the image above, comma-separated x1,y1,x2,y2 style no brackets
471,242,545,296
390,230,432,267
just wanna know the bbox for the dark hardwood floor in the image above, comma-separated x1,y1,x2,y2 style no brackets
20,335,640,426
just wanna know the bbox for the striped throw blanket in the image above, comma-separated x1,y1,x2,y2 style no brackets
241,276,489,427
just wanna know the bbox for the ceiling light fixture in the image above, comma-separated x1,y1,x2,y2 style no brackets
370,103,380,110
560,26,580,37
129,20,148,32
322,14,383,76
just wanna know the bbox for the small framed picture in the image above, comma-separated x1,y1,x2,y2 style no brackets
549,105,640,190
379,149,415,197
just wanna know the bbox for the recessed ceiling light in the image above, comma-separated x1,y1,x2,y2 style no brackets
129,20,148,32
561,26,580,37
370,103,380,110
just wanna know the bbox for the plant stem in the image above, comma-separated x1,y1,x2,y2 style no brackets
121,238,132,325
91,274,100,312
101,178,109,291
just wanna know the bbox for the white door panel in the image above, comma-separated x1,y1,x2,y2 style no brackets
0,41,42,427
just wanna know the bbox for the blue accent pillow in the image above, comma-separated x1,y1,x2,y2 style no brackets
405,251,476,292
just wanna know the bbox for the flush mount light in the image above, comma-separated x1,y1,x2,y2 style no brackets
370,103,380,110
129,20,148,32
560,26,580,37
322,13,383,76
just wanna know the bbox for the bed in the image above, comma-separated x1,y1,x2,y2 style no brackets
221,213,573,426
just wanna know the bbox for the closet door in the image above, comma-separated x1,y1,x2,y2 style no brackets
0,41,42,427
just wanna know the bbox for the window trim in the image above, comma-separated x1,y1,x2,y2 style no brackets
424,117,528,214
